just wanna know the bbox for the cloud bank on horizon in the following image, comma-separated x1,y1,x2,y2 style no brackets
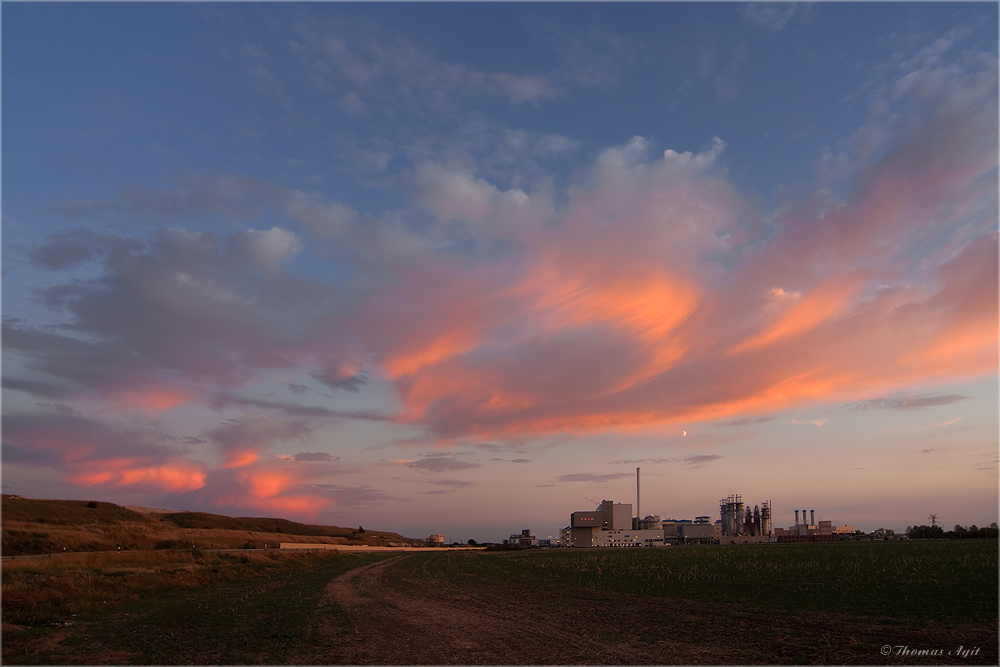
3,4,996,536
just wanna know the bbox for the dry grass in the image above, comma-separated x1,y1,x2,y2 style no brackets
1,548,354,627
4,518,360,552
1,494,422,555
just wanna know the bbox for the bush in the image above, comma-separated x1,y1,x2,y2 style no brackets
154,540,186,550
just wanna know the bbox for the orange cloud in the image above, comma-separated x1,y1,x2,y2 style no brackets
71,459,206,493
118,463,206,492
221,450,260,469
384,331,480,378
212,466,331,518
242,468,296,499
729,278,864,355
104,384,194,413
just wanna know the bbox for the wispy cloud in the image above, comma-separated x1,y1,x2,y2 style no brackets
404,454,481,473
554,472,634,483
843,393,969,412
610,455,724,470
741,3,802,32
919,416,967,429
714,415,774,427
789,419,827,427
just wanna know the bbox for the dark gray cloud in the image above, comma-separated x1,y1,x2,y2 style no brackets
31,237,94,270
510,458,531,464
714,415,774,427
6,228,348,406
608,454,723,469
45,176,265,223
311,484,397,508
33,402,82,416
293,451,337,463
311,368,367,393
2,442,48,463
555,472,633,483
286,383,310,395
209,415,313,465
431,479,473,487
683,454,723,469
2,322,133,397
843,393,968,412
210,393,392,422
422,479,474,493
2,411,184,468
476,442,527,453
405,455,481,473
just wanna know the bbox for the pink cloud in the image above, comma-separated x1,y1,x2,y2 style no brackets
205,459,335,520
209,415,313,469
72,461,207,493
352,76,996,439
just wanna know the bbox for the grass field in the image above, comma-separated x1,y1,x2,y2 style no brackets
439,540,998,623
2,548,398,664
3,539,995,664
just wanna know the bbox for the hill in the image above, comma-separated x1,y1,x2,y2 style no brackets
1,494,424,555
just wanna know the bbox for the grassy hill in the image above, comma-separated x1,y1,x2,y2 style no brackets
1,495,424,555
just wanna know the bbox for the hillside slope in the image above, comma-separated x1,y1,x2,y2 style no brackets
1,495,424,555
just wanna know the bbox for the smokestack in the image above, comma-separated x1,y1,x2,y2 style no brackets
795,509,799,525
810,509,815,526
636,467,641,526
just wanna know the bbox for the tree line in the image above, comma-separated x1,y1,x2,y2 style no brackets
905,523,998,539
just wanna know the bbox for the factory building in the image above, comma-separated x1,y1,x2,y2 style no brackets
591,529,667,547
509,529,538,547
563,474,775,547
570,499,634,546
773,510,853,542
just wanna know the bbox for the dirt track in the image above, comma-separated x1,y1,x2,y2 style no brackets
312,552,998,665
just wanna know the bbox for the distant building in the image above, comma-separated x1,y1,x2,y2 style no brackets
427,534,444,545
773,512,853,542
591,528,666,547
570,500,633,546
510,529,538,547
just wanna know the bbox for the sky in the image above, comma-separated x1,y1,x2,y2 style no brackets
3,2,997,544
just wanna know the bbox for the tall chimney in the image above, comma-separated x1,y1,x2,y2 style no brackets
636,467,641,526
795,509,799,525
810,509,815,526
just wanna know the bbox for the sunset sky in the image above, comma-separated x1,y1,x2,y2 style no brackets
3,2,997,543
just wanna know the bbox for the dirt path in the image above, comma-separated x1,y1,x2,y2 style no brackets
312,552,998,665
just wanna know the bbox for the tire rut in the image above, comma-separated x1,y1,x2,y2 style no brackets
318,553,695,664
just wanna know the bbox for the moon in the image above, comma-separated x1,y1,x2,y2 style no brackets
682,430,687,436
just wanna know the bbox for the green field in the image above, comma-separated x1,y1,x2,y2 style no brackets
3,540,996,664
446,540,998,623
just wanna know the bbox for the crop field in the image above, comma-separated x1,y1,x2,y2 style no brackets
2,540,996,665
441,539,998,623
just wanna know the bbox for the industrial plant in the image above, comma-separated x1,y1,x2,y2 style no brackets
543,467,851,547
772,509,854,542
